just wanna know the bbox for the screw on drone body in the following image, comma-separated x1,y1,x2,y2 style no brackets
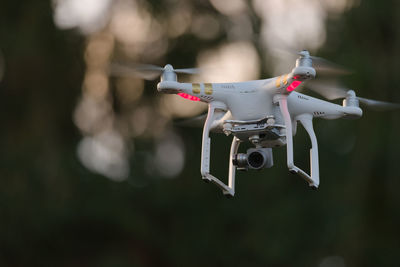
249,135,260,146
223,122,232,136
267,118,275,125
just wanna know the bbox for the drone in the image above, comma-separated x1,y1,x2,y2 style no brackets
112,50,400,197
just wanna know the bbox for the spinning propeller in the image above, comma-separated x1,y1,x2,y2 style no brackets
110,63,199,80
277,49,352,77
306,81,400,111
291,50,399,111
306,55,351,76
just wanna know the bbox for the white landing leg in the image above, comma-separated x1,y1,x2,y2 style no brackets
278,96,320,188
201,103,239,197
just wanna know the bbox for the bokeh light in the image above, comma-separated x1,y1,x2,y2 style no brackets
152,131,185,178
53,0,112,34
209,0,247,16
253,0,359,74
77,129,130,181
196,41,260,82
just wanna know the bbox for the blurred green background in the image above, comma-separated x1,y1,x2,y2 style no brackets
1,0,400,266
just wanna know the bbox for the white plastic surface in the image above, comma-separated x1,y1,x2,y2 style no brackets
200,102,238,196
278,95,320,188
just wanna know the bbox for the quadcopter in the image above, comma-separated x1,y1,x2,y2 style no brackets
112,51,400,197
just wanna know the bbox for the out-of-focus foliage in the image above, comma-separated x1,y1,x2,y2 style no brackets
0,0,400,266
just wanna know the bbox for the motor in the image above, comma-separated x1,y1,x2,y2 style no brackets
232,148,274,170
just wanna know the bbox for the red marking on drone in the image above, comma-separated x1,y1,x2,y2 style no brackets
178,93,200,101
287,80,302,92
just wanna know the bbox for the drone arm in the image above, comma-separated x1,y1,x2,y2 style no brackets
278,95,319,188
201,102,236,197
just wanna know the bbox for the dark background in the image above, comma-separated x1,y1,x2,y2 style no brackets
1,0,399,266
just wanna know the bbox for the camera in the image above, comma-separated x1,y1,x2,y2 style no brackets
232,148,274,170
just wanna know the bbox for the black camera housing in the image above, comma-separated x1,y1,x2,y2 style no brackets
233,148,274,170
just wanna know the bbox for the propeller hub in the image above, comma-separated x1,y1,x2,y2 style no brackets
296,50,312,68
346,90,356,97
298,50,310,57
161,64,177,82
164,64,174,71
343,90,359,108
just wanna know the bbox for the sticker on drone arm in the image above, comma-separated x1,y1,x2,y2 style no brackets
204,83,213,95
192,83,201,94
283,74,289,85
275,76,282,88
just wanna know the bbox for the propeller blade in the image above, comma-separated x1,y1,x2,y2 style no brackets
274,48,351,76
133,63,165,72
357,97,400,111
109,63,200,80
306,81,400,111
310,56,352,76
305,81,348,100
174,68,200,74
109,63,163,80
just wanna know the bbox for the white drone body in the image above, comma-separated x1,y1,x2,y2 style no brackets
114,50,398,197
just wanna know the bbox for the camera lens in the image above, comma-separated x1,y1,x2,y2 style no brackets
247,151,265,169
